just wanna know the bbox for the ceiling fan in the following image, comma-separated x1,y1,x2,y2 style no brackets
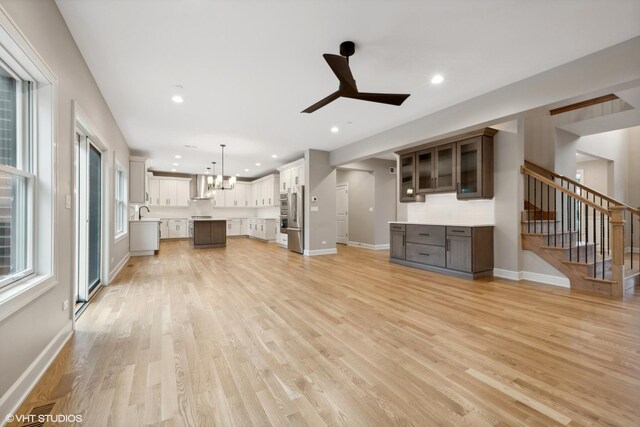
302,41,410,114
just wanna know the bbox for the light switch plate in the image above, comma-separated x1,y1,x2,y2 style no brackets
65,194,72,209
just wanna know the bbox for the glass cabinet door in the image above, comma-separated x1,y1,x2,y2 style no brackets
457,137,482,198
416,149,433,193
400,153,415,201
435,144,456,191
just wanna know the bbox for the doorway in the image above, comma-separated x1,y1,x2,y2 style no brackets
336,184,348,244
75,129,103,310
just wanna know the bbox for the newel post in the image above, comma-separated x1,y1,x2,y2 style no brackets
609,206,626,298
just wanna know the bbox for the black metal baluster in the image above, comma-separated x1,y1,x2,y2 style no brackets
554,188,557,247
585,197,588,263
547,181,550,245
601,211,605,280
593,204,596,278
561,190,565,248
527,175,531,233
606,201,610,256
632,212,635,270
568,195,572,262
540,179,543,236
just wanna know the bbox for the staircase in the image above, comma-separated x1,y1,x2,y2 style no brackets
521,161,639,297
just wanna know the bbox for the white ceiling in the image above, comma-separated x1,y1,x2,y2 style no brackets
55,0,640,178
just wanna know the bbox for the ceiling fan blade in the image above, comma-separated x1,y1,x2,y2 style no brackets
301,90,342,113
323,54,357,92
344,92,410,106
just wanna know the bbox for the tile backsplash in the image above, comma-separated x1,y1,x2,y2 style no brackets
407,193,495,225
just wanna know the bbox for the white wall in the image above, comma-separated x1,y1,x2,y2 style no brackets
577,158,610,195
0,0,130,413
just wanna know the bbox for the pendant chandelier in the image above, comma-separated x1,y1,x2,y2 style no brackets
207,144,236,192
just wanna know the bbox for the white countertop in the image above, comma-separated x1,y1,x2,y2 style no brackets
389,221,494,227
131,218,161,223
188,218,228,221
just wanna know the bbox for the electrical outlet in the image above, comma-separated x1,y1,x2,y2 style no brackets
62,299,69,311
322,240,326,245
311,196,318,202
311,206,319,212
369,207,373,212
65,195,71,209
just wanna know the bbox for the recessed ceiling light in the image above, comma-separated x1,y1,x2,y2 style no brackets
244,168,249,172
174,155,181,159
255,163,261,166
430,74,444,84
271,154,277,158
171,168,176,172
173,163,179,166
331,126,339,133
171,95,184,103
236,173,240,176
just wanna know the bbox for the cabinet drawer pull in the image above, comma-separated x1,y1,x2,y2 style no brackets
419,233,430,236
418,253,430,256
450,230,465,233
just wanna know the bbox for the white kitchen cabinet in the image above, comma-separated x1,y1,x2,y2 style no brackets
159,219,170,239
224,182,249,207
226,219,241,236
129,157,148,203
280,168,291,193
240,218,249,235
150,177,191,207
277,159,305,194
251,219,276,241
247,218,256,237
212,189,225,207
168,219,188,238
149,177,160,206
250,174,279,207
175,180,190,207
130,220,160,256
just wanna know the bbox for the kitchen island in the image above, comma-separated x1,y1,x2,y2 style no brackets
188,218,226,248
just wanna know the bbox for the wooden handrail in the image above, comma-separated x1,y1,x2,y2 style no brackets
524,160,640,215
521,166,609,215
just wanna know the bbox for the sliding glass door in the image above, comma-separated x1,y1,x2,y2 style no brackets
76,131,102,304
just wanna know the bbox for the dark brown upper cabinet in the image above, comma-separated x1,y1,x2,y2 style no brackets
399,153,417,202
396,128,496,202
456,135,494,199
416,143,456,194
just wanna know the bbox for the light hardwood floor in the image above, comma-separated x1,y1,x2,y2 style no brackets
9,238,640,426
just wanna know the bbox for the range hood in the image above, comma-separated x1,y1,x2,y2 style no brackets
190,175,213,200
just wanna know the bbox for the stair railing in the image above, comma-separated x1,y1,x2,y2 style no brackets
525,161,639,273
522,165,630,296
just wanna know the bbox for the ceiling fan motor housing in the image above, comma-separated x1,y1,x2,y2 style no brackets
340,41,355,57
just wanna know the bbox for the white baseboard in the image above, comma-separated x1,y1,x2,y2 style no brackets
0,322,73,422
625,247,640,254
493,268,570,288
109,253,130,283
346,241,390,250
492,269,523,281
304,248,338,256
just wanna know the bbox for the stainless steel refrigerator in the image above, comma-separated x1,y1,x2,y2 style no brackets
287,185,304,253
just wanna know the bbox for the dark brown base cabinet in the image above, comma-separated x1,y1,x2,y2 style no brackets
191,220,227,248
389,223,493,279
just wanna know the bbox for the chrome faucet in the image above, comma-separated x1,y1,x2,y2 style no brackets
139,206,150,220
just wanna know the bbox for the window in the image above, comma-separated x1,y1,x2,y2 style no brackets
0,61,34,289
115,161,127,238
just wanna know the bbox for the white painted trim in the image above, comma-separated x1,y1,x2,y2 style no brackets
0,322,72,422
347,241,390,250
304,248,338,256
109,253,130,284
521,271,570,288
493,268,570,288
492,268,523,281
